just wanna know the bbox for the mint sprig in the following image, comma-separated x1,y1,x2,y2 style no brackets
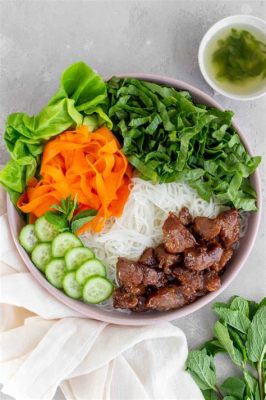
50,194,97,234
51,194,78,222
186,296,266,400
71,209,97,234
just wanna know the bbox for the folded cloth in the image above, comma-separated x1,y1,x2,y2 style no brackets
0,188,203,400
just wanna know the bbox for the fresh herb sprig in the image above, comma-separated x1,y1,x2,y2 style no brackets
48,195,97,234
186,296,266,400
52,194,78,222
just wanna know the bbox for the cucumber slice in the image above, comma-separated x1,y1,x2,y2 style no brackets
35,215,62,242
65,247,94,271
31,243,52,272
76,259,106,285
52,232,82,258
83,276,113,304
63,272,82,299
19,224,38,253
45,258,65,289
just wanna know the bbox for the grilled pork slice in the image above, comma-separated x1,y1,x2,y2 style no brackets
218,209,240,248
184,244,223,271
139,248,158,267
212,248,234,272
113,288,139,309
154,244,181,274
163,212,196,253
145,285,187,311
193,216,221,240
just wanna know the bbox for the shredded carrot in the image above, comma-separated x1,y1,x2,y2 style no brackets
17,125,132,233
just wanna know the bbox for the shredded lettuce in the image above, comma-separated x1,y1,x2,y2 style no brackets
107,77,261,211
0,62,110,202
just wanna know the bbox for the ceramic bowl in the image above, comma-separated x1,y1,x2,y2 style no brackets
7,74,262,325
198,15,266,100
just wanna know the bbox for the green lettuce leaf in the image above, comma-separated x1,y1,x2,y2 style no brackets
107,77,261,211
0,62,109,203
49,61,108,111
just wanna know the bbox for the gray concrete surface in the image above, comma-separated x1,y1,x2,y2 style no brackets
0,0,265,399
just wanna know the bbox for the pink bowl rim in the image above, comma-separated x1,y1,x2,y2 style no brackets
6,73,262,326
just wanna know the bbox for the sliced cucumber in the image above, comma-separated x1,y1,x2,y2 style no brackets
19,224,38,253
63,272,82,299
31,243,52,272
45,258,65,289
65,247,94,271
35,215,62,242
76,259,106,285
83,276,113,304
52,232,82,258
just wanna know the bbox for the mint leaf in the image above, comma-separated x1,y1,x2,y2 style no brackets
186,350,217,391
230,296,249,317
244,371,261,400
72,209,97,221
44,211,68,231
212,301,228,310
246,306,266,362
49,197,97,234
201,339,226,356
71,211,97,234
248,300,260,319
187,297,265,400
52,194,78,222
227,327,247,364
254,384,261,400
189,371,214,392
243,371,258,394
258,298,266,309
202,389,219,400
221,377,246,398
213,305,250,334
214,321,243,367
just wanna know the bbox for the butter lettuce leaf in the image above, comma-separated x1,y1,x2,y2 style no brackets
49,61,108,111
0,62,109,203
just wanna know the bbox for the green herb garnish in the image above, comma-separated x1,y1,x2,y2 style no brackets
51,195,97,233
186,296,266,400
52,194,78,222
212,28,266,82
71,209,98,234
107,77,261,211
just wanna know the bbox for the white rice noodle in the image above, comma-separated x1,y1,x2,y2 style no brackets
80,177,230,280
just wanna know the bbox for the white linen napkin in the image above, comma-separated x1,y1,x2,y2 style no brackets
0,187,203,400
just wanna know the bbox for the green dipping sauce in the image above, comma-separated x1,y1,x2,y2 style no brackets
204,25,266,96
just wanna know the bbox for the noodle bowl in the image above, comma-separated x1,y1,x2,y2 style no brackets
6,73,260,324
